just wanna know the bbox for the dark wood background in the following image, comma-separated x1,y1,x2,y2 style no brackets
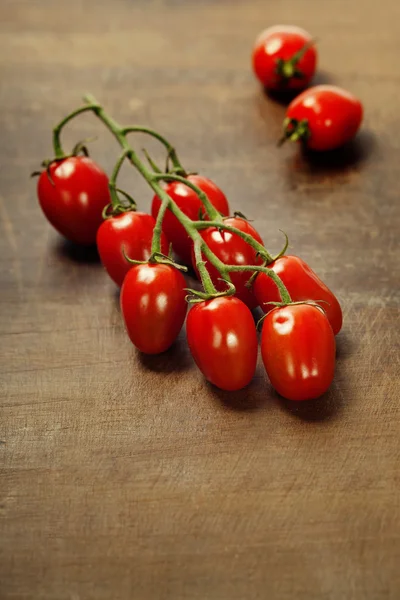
1,0,399,598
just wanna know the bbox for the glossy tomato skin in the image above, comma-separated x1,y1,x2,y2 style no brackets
97,211,169,287
252,25,317,91
186,296,258,391
192,218,264,309
37,157,110,245
151,175,229,264
253,255,342,335
261,304,335,401
286,85,363,151
120,263,187,354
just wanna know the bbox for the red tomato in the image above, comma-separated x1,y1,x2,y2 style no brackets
186,296,258,391
253,255,342,335
284,85,363,151
252,25,317,91
120,263,187,354
192,217,264,309
97,211,169,287
151,175,230,264
261,303,335,401
37,156,110,245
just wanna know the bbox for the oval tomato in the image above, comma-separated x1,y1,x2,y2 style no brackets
151,175,229,264
283,85,363,151
186,296,258,391
252,25,317,91
97,211,169,287
192,217,264,309
120,263,187,354
253,255,342,335
37,156,110,245
261,303,335,401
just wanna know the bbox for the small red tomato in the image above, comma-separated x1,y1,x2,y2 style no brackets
120,263,187,354
283,85,363,151
252,25,317,91
151,175,230,264
186,296,258,391
192,218,264,309
97,211,169,287
261,303,335,401
37,156,110,245
253,255,342,335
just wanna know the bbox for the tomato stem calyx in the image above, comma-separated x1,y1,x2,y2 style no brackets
257,299,331,329
275,39,316,82
232,210,252,221
122,246,187,272
185,280,236,304
278,118,310,147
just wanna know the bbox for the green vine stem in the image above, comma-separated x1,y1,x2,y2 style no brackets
192,238,219,296
193,220,273,262
123,127,185,175
52,95,292,304
154,173,222,222
150,193,171,256
53,103,101,159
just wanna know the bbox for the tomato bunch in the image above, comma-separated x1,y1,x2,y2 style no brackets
34,61,349,403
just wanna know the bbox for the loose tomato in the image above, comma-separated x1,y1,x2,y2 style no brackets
97,211,169,287
283,85,363,151
252,25,317,91
37,156,110,245
186,296,258,391
253,255,342,335
261,303,335,401
192,217,264,309
151,175,229,264
120,263,187,354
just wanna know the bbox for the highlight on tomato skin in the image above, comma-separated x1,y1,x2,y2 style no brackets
96,212,169,287
253,255,343,335
261,303,336,402
120,263,187,355
186,296,258,391
151,175,230,265
252,25,317,91
37,156,111,245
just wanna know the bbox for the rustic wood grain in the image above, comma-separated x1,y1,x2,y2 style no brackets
0,0,399,598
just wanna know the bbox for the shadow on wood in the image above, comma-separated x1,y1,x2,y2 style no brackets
290,129,376,175
263,70,336,107
54,238,101,264
210,377,271,412
137,340,193,373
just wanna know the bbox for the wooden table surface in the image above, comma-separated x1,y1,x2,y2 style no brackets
1,0,399,598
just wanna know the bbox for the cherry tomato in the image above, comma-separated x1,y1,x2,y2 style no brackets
261,303,335,401
37,156,110,245
120,263,187,354
283,85,363,151
253,255,342,335
151,175,230,264
252,25,317,91
192,217,264,309
96,211,169,287
186,296,258,391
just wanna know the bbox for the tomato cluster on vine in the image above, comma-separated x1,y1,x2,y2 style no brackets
33,21,357,404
